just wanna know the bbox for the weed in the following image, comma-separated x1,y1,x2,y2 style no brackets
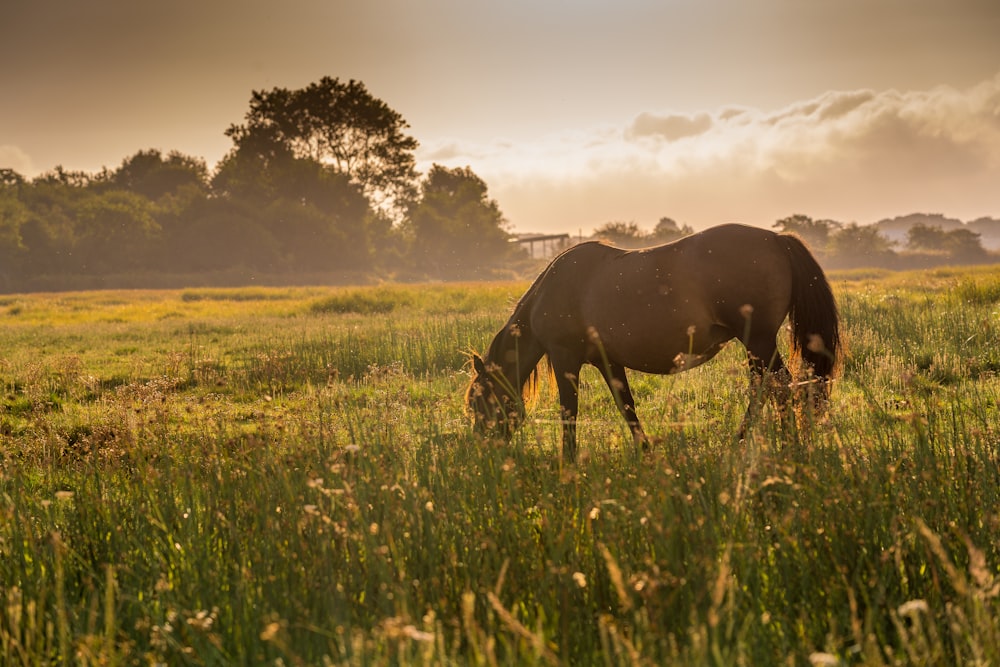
1,273,999,664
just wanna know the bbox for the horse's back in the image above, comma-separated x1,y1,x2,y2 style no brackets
532,224,793,319
636,224,794,329
526,225,798,373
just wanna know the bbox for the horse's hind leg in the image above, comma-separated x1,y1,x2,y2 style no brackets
739,335,792,439
595,361,648,450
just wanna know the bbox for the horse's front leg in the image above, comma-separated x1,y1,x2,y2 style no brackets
550,351,583,462
595,361,648,451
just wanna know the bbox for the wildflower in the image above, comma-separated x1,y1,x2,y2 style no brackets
403,625,435,642
897,599,929,617
260,622,281,642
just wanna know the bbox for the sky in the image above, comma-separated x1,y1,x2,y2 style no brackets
2,0,1000,235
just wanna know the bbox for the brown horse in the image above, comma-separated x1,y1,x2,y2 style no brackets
466,223,839,460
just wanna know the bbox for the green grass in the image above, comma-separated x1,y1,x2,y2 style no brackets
1,269,999,665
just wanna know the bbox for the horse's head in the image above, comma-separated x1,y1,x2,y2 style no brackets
466,354,524,439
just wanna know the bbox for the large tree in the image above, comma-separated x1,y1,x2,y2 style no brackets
827,223,895,267
593,221,646,247
773,214,840,252
0,190,28,287
407,165,511,277
225,77,418,220
74,190,160,273
907,223,987,262
113,149,209,202
213,129,373,272
650,217,693,244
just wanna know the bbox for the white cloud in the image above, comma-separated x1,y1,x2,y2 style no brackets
626,112,713,141
419,72,1000,233
0,146,35,176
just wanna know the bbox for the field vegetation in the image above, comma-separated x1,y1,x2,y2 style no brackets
2,267,1000,665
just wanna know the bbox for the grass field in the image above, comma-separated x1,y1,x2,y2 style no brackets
2,267,1000,665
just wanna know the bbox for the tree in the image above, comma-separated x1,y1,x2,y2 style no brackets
161,197,280,273
773,214,839,252
1,168,26,188
407,165,511,277
213,135,372,271
593,221,646,248
907,223,987,262
213,124,295,204
942,228,988,262
827,223,894,267
34,165,108,189
74,190,160,273
906,223,949,251
225,77,419,220
0,170,28,281
113,149,209,202
0,192,28,287
650,217,693,243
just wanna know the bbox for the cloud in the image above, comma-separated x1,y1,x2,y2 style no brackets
626,112,713,141
422,72,1000,233
0,146,35,176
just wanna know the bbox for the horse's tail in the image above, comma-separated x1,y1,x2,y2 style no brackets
781,234,840,381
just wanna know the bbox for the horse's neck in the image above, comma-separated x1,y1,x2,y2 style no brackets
491,325,543,389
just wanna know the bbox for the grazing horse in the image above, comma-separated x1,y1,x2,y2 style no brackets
466,223,840,460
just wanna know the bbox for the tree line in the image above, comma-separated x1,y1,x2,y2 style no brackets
593,214,997,270
770,214,994,269
2,76,997,293
0,77,523,293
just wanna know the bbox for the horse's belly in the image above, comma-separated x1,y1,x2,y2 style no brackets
591,321,728,375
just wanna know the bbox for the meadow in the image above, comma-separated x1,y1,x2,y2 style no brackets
1,267,1000,665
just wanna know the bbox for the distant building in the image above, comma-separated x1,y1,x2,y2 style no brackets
512,233,573,260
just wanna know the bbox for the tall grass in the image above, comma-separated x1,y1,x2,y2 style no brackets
1,271,999,664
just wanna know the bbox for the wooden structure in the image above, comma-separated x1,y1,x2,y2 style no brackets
512,233,572,260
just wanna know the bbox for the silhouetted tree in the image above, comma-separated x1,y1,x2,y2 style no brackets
827,223,894,267
407,165,511,277
906,223,948,251
213,133,372,271
906,223,987,261
75,190,160,273
0,191,28,288
34,165,108,189
593,221,646,247
650,217,693,243
773,214,839,252
1,168,26,188
943,228,989,262
164,198,281,273
226,77,418,220
16,170,93,276
0,169,28,264
113,149,209,202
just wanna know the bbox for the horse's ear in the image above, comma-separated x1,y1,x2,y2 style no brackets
472,354,487,375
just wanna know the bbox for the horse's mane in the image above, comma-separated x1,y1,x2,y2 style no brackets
474,272,553,409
